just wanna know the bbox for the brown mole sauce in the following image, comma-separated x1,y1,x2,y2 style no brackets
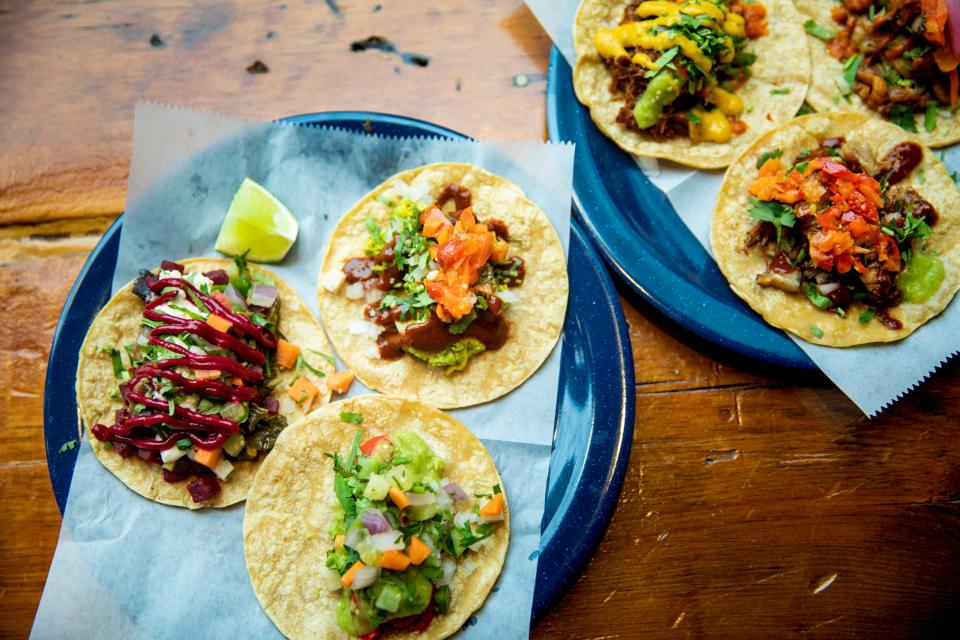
768,251,797,274
876,142,923,186
344,182,520,360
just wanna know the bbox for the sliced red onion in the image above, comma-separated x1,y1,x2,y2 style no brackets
817,282,840,295
947,2,960,58
203,269,229,285
361,509,391,534
223,284,247,310
345,282,365,300
344,527,365,551
443,482,468,501
247,284,278,308
160,260,185,273
369,531,405,552
350,565,380,590
405,491,437,507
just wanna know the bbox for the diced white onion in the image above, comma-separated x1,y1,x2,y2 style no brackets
320,567,342,592
364,288,382,304
480,512,505,524
280,396,297,414
191,273,214,291
392,179,431,206
345,282,365,300
213,457,234,481
454,510,479,527
344,527,365,551
321,270,346,293
405,491,437,507
160,446,188,464
460,559,476,577
348,320,381,339
136,333,149,346
468,536,491,552
350,565,381,590
497,288,520,304
436,556,457,587
817,282,840,295
158,269,183,280
369,531,405,552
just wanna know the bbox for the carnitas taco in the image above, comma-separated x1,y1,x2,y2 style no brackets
712,112,960,346
797,0,960,147
572,0,811,168
76,256,335,508
317,163,567,409
244,395,508,639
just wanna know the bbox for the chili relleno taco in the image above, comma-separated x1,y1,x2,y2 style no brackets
76,256,335,508
317,163,568,409
797,0,960,147
712,112,960,346
243,395,508,639
572,0,811,168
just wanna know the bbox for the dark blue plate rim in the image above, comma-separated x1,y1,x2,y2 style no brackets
41,111,635,621
546,47,816,371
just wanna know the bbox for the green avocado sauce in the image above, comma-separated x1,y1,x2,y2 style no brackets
898,253,944,303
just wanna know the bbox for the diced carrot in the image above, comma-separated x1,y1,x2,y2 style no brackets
407,536,431,565
479,493,504,517
276,339,301,370
288,376,320,410
389,486,410,510
327,371,354,394
378,550,411,571
341,561,364,588
206,314,233,334
194,369,221,380
193,446,222,469
758,157,782,176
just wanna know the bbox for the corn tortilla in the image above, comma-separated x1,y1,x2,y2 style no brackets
76,258,335,509
316,163,568,409
243,395,509,640
572,0,811,168
711,113,960,346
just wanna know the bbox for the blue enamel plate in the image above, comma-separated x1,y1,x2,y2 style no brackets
42,112,635,620
546,47,815,370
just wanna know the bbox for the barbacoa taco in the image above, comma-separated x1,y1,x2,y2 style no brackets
76,256,335,508
243,395,508,640
712,112,960,346
572,0,811,168
317,163,567,409
797,0,960,147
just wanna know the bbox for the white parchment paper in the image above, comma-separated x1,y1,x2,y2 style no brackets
526,0,960,415
32,102,574,639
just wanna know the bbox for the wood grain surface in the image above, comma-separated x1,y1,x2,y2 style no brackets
3,1,959,638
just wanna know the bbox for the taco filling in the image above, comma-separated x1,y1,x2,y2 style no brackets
323,427,505,639
90,257,322,503
809,0,959,131
594,0,768,142
744,137,942,328
342,184,524,374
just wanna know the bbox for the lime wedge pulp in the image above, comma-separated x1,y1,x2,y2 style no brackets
214,178,299,262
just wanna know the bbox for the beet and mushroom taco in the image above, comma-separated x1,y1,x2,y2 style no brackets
317,163,567,409
797,0,960,147
76,257,335,508
572,0,811,168
244,395,508,640
712,112,960,345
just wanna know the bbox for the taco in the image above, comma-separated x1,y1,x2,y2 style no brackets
243,395,508,640
712,112,960,346
572,0,811,168
76,256,335,508
797,0,960,147
317,163,567,409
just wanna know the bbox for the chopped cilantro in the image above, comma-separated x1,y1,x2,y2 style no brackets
448,310,477,335
686,110,702,125
770,87,791,95
811,325,824,339
803,282,832,310
101,346,125,378
748,197,796,244
756,148,782,169
340,411,364,425
176,438,192,451
859,309,876,324
168,399,175,416
924,104,938,133
803,19,835,41
310,349,337,365
58,439,77,454
841,54,863,94
889,104,917,133
644,46,680,78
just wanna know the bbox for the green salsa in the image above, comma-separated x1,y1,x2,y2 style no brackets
898,253,944,303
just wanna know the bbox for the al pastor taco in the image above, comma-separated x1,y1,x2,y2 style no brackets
572,0,811,168
712,112,960,346
797,0,960,147
243,395,508,639
76,256,335,508
317,163,567,409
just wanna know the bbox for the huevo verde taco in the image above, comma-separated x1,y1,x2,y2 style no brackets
76,256,335,508
317,163,567,409
712,112,960,346
797,0,960,147
243,395,508,640
572,0,811,168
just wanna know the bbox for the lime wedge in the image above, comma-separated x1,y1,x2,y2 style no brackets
215,178,298,262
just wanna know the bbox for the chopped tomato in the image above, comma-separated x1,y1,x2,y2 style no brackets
922,0,948,46
758,158,782,176
360,435,388,456
421,206,453,244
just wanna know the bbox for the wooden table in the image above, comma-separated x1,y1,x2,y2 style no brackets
3,1,959,637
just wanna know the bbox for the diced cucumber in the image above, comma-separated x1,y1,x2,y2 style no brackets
374,583,404,613
213,458,234,481
408,503,439,522
223,433,246,457
384,465,413,491
160,445,188,464
220,402,248,423
357,456,381,480
364,474,390,500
